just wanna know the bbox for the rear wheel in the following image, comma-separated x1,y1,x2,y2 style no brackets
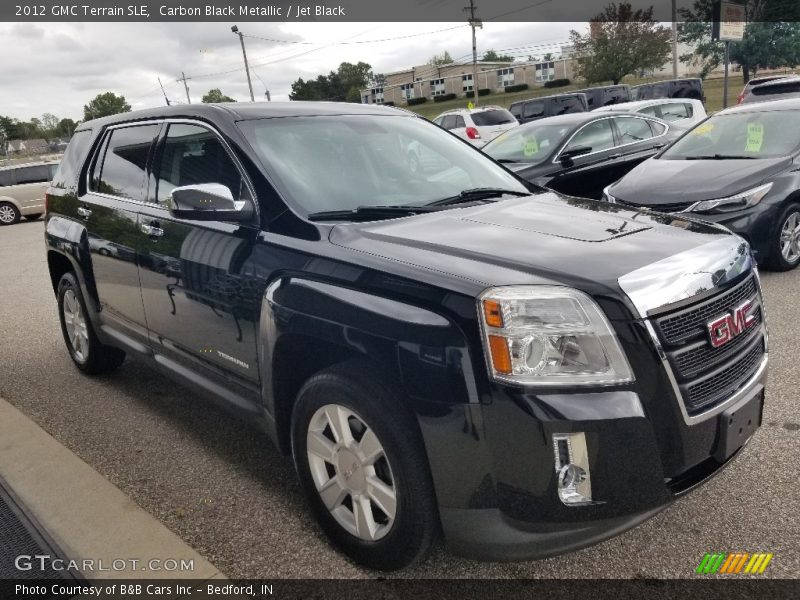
291,362,438,570
767,204,800,271
57,272,125,374
0,202,20,225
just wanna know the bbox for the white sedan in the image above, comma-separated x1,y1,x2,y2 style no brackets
593,98,707,128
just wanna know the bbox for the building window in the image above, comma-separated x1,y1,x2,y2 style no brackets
496,68,515,88
462,74,473,92
430,79,446,97
371,87,384,104
400,83,415,100
535,62,556,83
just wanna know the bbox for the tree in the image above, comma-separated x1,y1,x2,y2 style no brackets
56,118,78,138
83,92,131,121
542,52,554,61
428,51,453,66
202,88,236,103
569,2,672,84
289,61,374,101
679,0,800,82
482,49,514,62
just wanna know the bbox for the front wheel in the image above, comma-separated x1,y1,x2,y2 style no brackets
291,362,439,570
57,272,126,374
767,204,800,271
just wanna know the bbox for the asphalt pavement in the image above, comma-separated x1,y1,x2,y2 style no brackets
1,219,798,578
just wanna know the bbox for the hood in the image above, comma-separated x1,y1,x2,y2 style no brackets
611,156,791,205
329,193,733,299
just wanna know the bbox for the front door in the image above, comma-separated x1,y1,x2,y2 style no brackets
81,123,160,342
137,122,261,387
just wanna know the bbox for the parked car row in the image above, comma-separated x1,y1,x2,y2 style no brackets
0,161,59,225
45,100,772,571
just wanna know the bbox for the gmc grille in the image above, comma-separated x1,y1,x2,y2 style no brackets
651,274,766,416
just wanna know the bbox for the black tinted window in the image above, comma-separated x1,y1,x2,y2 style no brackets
92,125,158,201
471,109,516,126
550,96,584,115
441,116,458,130
156,123,249,204
454,116,466,128
565,119,615,153
52,130,92,191
523,101,545,119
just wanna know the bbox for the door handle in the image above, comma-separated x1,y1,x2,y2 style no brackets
140,222,164,238
608,153,623,159
652,143,666,149
77,206,92,219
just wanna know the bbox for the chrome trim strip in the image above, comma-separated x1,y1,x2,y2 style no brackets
644,320,768,426
618,236,752,318
552,115,670,165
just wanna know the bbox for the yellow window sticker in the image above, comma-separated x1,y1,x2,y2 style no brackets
693,122,714,135
522,137,539,156
745,122,764,152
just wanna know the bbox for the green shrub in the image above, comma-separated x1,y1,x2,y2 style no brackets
433,93,458,103
406,97,427,106
465,89,491,98
544,78,571,89
504,84,529,93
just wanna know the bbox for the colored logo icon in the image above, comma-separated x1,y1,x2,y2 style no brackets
696,552,774,574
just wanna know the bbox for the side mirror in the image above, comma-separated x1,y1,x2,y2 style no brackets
168,183,253,222
559,145,592,165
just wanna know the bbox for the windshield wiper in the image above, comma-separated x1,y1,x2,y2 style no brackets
496,158,520,164
427,187,530,206
307,204,439,222
684,154,757,160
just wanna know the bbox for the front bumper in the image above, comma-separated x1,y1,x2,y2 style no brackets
421,342,767,562
682,203,778,263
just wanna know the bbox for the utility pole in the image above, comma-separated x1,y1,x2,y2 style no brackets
671,0,678,78
465,0,481,107
231,25,255,102
158,76,171,106
178,72,191,103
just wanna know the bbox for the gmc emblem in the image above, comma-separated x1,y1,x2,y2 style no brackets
707,300,756,348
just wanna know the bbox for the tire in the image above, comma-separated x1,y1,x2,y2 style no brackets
24,213,43,221
57,272,126,374
766,203,800,271
291,361,439,570
0,202,20,225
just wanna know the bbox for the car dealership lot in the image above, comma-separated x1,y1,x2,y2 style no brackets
1,219,798,578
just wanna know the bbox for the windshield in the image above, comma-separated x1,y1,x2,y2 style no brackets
482,122,573,164
237,114,527,214
471,109,516,126
661,110,800,159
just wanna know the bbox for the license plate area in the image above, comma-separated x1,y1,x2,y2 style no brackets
714,389,764,461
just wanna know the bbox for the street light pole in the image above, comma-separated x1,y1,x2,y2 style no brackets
231,25,255,102
465,0,481,107
672,0,678,78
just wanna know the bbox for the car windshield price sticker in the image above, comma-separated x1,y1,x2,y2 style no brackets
746,122,764,152
523,137,539,156
693,122,714,135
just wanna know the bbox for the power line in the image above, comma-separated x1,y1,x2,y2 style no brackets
240,24,469,46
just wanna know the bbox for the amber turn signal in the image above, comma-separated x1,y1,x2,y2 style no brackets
483,300,504,328
488,335,512,374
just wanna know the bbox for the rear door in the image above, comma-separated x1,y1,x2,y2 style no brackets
81,123,160,343
137,121,261,388
607,115,664,183
521,100,545,123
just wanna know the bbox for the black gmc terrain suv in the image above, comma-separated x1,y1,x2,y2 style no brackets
46,103,768,570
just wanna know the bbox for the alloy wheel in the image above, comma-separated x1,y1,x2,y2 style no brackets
63,289,89,362
780,211,800,263
306,404,397,541
0,205,17,224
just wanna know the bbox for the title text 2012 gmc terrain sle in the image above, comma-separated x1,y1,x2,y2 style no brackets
45,103,768,570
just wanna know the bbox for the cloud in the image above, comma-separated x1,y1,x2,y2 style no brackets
0,21,577,121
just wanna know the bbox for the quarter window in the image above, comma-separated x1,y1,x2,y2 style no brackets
155,123,250,205
91,124,159,201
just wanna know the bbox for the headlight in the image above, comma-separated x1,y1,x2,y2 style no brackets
602,184,616,203
478,286,634,386
690,183,772,214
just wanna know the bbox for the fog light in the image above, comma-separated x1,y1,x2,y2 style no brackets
552,433,593,505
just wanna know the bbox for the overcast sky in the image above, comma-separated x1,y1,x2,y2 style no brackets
0,21,580,121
